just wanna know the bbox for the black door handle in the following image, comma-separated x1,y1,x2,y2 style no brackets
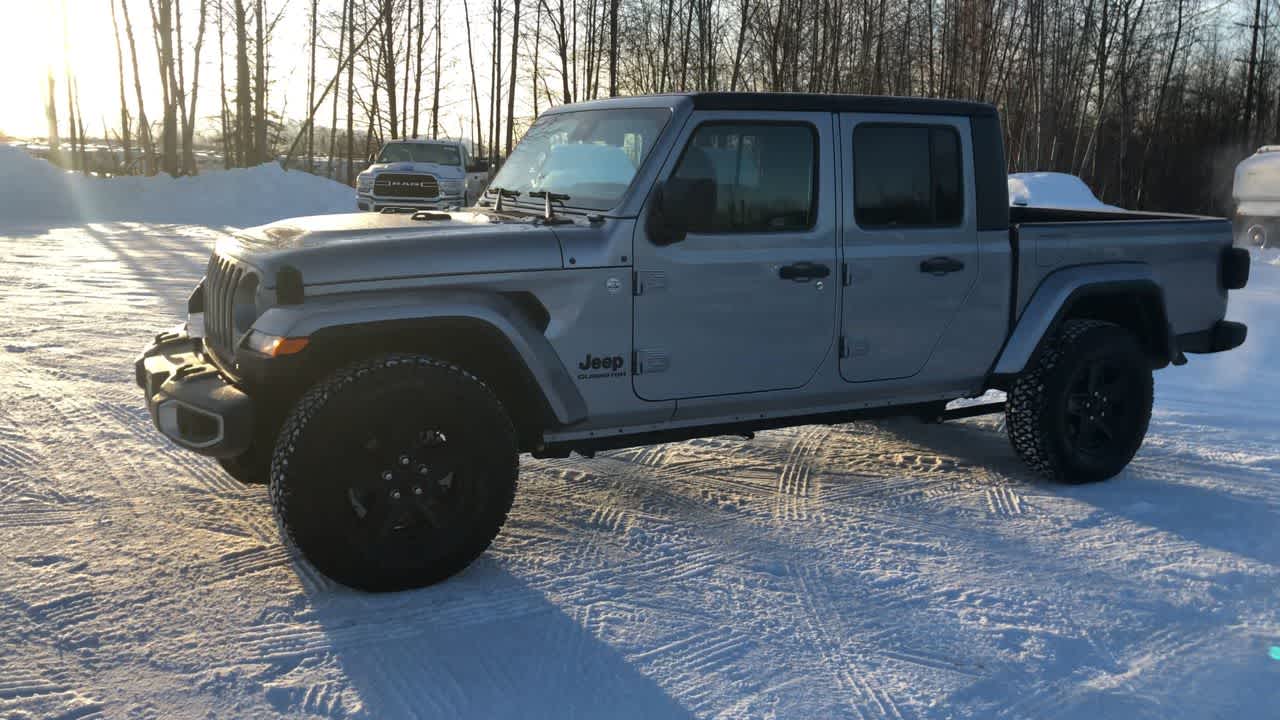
920,256,965,275
779,262,831,281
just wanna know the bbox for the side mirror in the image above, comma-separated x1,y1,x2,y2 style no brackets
466,161,487,173
647,177,717,246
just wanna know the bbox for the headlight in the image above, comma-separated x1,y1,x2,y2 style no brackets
242,330,310,357
356,174,373,191
439,180,463,195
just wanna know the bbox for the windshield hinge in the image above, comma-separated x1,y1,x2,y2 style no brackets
528,190,571,222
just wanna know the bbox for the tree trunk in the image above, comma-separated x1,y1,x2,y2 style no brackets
45,71,60,157
463,0,485,155
307,0,317,169
432,0,443,137
381,0,400,139
608,0,619,96
413,0,425,137
344,0,355,183
156,0,178,175
121,0,154,173
61,0,79,172
506,0,521,155
183,0,207,175
234,0,251,166
254,0,267,163
110,0,134,171
329,0,346,178
218,0,230,168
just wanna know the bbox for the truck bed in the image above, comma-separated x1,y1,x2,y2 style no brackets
1011,211,1233,340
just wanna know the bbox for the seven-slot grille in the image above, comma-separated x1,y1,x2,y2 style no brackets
373,173,439,198
204,255,245,359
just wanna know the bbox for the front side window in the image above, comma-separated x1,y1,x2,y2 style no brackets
853,124,964,228
377,143,463,166
670,123,817,233
487,108,671,211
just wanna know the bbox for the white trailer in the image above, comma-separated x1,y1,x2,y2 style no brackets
1233,145,1280,248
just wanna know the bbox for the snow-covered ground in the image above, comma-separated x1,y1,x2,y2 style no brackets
1,161,1278,719
0,145,354,226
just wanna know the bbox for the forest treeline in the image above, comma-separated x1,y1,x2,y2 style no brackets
43,0,1280,213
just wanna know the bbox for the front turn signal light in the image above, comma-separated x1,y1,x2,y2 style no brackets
244,331,310,357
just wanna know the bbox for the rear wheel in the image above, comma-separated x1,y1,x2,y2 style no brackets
1006,320,1153,484
270,354,518,591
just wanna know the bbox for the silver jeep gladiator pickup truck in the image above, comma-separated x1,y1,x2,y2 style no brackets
137,93,1250,591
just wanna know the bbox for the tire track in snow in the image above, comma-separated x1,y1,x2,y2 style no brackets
984,485,1025,517
791,563,909,720
0,666,105,720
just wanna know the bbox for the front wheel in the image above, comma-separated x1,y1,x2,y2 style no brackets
270,354,518,592
1006,320,1153,484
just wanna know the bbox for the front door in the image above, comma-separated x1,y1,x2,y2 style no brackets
837,114,980,382
632,112,838,401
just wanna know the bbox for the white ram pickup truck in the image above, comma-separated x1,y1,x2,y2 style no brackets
355,138,485,211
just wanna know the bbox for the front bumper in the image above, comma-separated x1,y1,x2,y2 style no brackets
356,193,463,212
135,327,254,458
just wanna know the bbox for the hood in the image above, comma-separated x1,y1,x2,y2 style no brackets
217,211,564,287
364,162,465,179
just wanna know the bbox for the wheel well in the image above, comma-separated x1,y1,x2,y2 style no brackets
1057,289,1171,367
299,318,556,451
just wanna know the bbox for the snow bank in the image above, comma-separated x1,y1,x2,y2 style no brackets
1008,171,1119,210
0,145,354,228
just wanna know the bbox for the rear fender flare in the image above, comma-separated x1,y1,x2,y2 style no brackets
992,264,1174,377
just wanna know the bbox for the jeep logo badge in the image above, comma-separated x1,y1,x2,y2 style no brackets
577,353,626,380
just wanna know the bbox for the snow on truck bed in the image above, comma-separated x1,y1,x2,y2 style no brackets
0,153,1278,719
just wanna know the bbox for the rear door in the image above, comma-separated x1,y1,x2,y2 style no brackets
837,114,979,382
632,112,838,401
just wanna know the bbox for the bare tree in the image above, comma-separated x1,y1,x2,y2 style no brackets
463,0,486,154
506,0,521,155
110,0,134,171
431,0,444,137
413,0,425,137
120,0,155,173
307,0,318,169
182,0,207,175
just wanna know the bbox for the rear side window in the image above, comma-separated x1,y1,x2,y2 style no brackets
671,123,817,233
853,125,963,228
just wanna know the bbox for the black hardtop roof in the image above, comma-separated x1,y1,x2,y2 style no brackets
686,92,997,117
547,92,997,118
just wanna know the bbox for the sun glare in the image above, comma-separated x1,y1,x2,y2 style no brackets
0,1,149,138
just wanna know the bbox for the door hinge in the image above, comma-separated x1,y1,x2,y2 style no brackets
842,261,852,286
838,335,850,359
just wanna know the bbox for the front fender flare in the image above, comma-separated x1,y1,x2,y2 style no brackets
250,290,588,426
992,263,1174,377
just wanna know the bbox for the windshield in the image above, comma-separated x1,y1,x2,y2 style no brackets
377,143,462,166
487,108,671,210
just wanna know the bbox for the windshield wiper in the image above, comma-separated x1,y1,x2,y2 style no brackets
487,186,521,212
527,191,571,222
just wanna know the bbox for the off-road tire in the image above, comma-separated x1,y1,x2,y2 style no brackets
270,354,518,592
1006,319,1153,484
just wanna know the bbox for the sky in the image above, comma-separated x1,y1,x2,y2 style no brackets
0,0,514,143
